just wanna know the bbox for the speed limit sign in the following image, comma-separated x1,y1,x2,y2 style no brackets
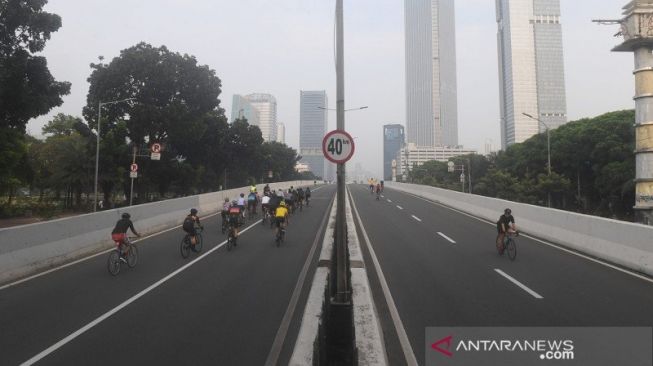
322,130,355,164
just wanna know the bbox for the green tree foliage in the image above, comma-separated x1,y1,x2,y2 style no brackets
0,0,70,131
410,110,636,220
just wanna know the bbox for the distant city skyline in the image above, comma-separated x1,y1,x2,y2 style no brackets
27,1,635,179
497,0,568,148
405,0,458,148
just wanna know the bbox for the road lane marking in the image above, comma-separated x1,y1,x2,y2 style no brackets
400,190,653,285
495,269,543,299
411,215,422,222
20,220,263,366
387,199,392,203
264,197,334,366
348,190,419,366
437,232,456,244
396,205,403,210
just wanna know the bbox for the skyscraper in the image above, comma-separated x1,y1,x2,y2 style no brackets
245,93,277,142
405,0,458,148
383,124,405,181
299,90,328,179
496,0,567,148
230,95,260,126
277,122,286,144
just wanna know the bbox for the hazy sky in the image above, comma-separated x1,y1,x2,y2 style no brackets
29,0,634,178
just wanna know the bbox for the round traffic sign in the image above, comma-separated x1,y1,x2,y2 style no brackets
322,130,355,164
151,143,162,153
130,163,138,172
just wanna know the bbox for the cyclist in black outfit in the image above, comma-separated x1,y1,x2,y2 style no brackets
111,213,141,255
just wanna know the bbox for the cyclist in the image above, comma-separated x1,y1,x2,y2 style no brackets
247,189,258,216
297,187,305,208
221,198,230,232
375,183,382,200
237,193,247,220
261,192,271,218
182,208,203,251
111,213,141,258
268,192,282,228
286,188,297,213
274,200,290,238
380,180,384,192
305,187,311,205
496,208,517,250
228,200,242,239
263,184,271,196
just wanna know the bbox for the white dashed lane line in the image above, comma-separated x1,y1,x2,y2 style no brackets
495,269,544,299
397,205,403,210
411,215,422,222
387,199,392,203
437,232,456,244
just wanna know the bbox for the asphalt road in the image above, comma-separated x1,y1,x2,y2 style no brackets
348,184,653,366
0,184,335,366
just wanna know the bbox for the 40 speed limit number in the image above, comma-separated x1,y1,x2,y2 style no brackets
322,130,355,164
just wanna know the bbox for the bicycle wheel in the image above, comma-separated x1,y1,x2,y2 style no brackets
195,233,203,252
227,233,234,251
127,244,139,268
506,238,517,261
107,250,121,276
180,236,191,258
276,233,281,247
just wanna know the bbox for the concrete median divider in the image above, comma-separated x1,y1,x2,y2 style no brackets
0,180,315,285
385,181,653,277
290,187,387,366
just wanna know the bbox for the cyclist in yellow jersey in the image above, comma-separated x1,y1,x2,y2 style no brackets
274,201,290,238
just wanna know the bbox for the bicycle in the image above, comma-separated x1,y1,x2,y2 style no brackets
107,237,139,276
226,223,238,251
305,196,310,206
221,212,229,234
496,231,518,261
262,206,271,226
248,202,257,220
376,190,381,200
275,225,285,247
298,198,304,212
180,226,203,259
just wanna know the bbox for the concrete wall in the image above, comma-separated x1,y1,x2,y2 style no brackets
0,181,315,285
385,182,653,277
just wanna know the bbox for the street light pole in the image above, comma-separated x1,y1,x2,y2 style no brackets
93,98,135,212
522,112,552,207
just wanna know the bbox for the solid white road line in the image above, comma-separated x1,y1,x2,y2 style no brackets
401,191,653,285
0,212,220,291
396,205,403,210
20,220,262,366
264,197,334,366
348,190,419,366
437,232,456,244
495,269,544,299
387,199,392,203
411,215,422,222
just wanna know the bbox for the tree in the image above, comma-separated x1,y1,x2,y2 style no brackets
0,0,71,131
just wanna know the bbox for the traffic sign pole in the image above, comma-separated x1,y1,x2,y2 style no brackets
130,146,137,206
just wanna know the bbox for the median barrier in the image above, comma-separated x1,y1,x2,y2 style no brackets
0,180,315,285
385,181,653,277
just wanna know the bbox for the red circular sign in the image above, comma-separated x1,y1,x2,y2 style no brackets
322,130,355,164
151,143,161,153
130,163,138,172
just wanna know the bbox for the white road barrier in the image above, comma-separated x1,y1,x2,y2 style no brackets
0,181,315,285
386,181,653,277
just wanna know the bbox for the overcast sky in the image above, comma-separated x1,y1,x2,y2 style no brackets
29,0,634,178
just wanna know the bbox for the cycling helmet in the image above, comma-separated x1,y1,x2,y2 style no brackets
121,213,130,219
504,208,512,215
250,185,256,192
240,193,245,197
280,201,286,207
224,198,229,202
190,208,198,215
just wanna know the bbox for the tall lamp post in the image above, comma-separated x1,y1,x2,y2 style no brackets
522,112,552,207
94,98,135,212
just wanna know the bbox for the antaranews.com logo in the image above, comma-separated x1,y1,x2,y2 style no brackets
431,335,575,361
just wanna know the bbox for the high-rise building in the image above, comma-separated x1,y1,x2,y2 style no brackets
277,123,286,144
383,124,405,181
299,90,328,178
230,95,260,126
245,93,277,142
496,0,567,148
405,0,458,148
